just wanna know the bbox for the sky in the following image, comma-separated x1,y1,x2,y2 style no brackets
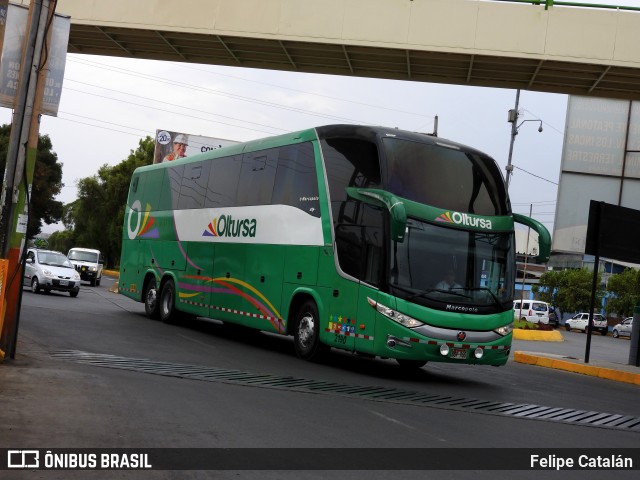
2,0,639,237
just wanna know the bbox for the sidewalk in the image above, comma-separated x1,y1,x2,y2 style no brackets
513,329,640,386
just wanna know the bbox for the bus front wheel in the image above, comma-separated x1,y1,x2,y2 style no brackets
293,300,327,361
144,277,160,319
159,279,179,324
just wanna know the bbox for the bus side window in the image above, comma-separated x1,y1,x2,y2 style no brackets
334,204,384,287
168,164,185,210
237,148,278,206
322,138,381,204
178,161,211,209
271,143,319,217
206,155,242,208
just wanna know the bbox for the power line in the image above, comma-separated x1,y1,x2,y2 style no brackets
66,57,379,126
512,165,558,185
65,81,289,134
70,56,436,121
512,200,556,206
63,87,284,136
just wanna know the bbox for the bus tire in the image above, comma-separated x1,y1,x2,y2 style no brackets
144,277,160,320
293,300,327,361
396,359,427,369
159,279,179,325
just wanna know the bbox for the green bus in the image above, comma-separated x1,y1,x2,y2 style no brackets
120,125,550,367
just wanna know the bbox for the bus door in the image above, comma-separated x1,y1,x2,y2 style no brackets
324,278,358,352
333,205,384,355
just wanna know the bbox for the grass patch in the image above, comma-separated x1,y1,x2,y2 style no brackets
514,319,554,331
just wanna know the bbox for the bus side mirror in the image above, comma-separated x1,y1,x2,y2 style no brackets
346,188,407,243
513,213,551,263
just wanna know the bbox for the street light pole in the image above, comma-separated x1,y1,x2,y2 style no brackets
505,89,543,191
505,89,520,190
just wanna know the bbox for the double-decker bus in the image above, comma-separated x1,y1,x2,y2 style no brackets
120,125,550,368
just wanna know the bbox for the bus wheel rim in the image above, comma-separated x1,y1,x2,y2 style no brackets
299,314,315,347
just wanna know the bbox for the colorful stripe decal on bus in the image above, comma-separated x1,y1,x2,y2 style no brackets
178,298,284,330
178,275,284,332
127,200,159,239
182,275,282,320
324,328,374,341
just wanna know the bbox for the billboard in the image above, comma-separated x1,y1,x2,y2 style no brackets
0,3,70,116
552,96,640,254
153,129,238,164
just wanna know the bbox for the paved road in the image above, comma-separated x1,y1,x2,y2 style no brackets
0,276,637,479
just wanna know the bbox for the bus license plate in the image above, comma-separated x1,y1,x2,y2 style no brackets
59,280,68,286
451,348,468,360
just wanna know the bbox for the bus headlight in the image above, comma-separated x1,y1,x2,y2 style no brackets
367,297,424,328
493,323,513,336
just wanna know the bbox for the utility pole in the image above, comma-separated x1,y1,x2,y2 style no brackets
505,89,543,191
505,89,520,190
0,0,55,360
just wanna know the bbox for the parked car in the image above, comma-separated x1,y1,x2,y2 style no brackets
612,317,634,338
513,300,552,324
67,247,104,286
564,312,608,335
23,248,81,297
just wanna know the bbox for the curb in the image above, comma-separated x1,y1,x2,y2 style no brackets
513,329,564,342
514,352,640,386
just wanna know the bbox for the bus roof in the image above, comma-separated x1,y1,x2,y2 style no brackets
135,124,493,174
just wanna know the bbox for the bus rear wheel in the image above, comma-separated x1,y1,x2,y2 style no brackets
159,279,179,324
293,300,327,361
144,277,160,319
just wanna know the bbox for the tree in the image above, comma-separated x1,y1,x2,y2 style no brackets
65,137,154,267
533,268,604,319
605,268,640,317
0,124,63,239
47,229,76,254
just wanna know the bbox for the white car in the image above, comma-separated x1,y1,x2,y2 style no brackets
513,300,551,324
612,317,634,338
68,247,104,286
23,248,81,297
564,312,608,335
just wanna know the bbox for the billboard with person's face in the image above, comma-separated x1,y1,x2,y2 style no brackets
153,130,238,164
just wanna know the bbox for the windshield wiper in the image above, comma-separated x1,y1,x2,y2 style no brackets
467,287,502,307
406,287,471,301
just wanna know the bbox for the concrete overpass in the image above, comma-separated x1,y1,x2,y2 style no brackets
22,0,640,99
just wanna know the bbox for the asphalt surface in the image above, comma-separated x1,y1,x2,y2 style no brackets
0,278,638,478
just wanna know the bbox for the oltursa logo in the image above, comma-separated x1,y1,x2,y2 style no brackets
203,215,257,238
436,211,493,230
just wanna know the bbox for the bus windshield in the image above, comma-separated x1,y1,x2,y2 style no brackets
389,218,515,313
383,137,508,216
